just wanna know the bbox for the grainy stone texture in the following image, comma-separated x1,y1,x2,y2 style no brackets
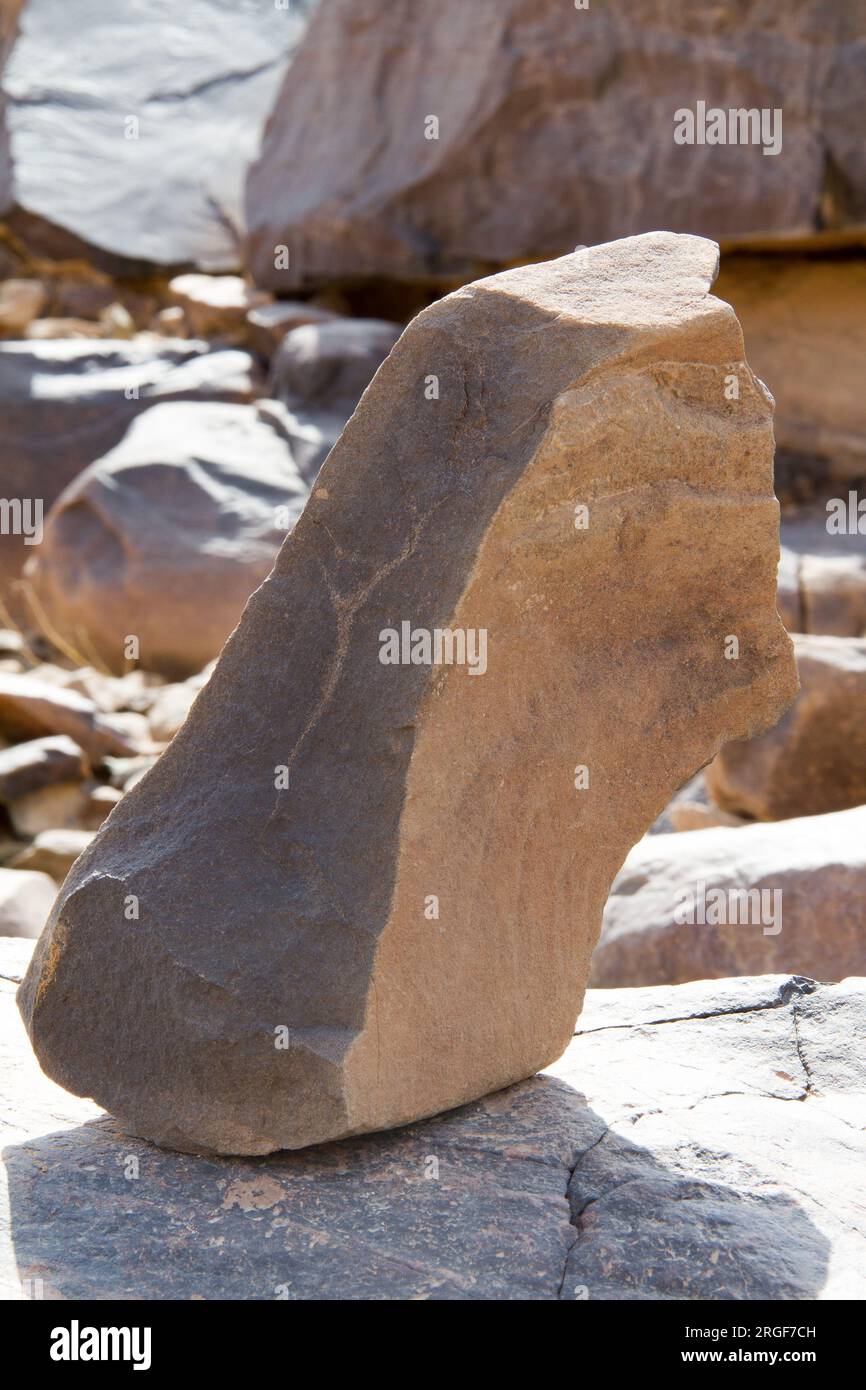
0,338,258,602
3,942,864,1298
592,804,866,987
706,634,866,819
18,233,796,1155
1,0,313,269
25,401,309,677
247,0,866,290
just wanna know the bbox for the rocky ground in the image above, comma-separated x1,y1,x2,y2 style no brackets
2,937,863,1300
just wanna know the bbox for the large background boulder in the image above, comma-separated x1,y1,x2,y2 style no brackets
0,338,259,602
1,0,313,269
247,0,866,290
24,401,309,677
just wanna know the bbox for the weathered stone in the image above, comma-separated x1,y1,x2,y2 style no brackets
592,804,866,988
8,827,94,883
147,666,213,744
247,0,866,290
25,401,309,678
18,233,796,1155
668,800,748,832
2,0,314,270
779,508,866,636
167,274,271,343
0,673,136,761
0,869,54,940
81,785,123,831
0,338,259,601
2,948,864,1298
0,734,87,801
265,318,402,482
245,301,338,359
716,255,866,489
706,634,866,819
6,780,89,838
0,277,45,334
24,316,103,340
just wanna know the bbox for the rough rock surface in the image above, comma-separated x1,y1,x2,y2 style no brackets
716,255,866,489
3,943,864,1298
1,0,313,269
0,338,258,601
18,233,796,1155
25,401,309,678
0,869,54,939
592,804,866,987
247,0,866,289
706,634,866,819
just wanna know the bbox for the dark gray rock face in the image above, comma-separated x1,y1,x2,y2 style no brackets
247,0,866,290
265,317,401,480
0,338,259,602
1,0,313,268
25,400,309,678
2,943,863,1298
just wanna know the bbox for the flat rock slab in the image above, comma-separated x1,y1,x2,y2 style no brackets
2,940,863,1300
2,0,313,269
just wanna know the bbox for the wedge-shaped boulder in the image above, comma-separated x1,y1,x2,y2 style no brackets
19,232,796,1154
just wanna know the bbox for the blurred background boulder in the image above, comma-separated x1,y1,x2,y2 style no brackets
23,401,309,677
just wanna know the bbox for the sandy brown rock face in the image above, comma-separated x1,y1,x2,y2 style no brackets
706,634,866,820
246,0,866,291
716,256,866,494
18,232,796,1155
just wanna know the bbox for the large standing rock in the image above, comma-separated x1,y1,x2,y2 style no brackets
706,634,866,819
1,0,313,269
25,401,309,678
0,338,259,602
592,804,866,987
247,0,866,290
18,233,796,1155
3,945,864,1298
